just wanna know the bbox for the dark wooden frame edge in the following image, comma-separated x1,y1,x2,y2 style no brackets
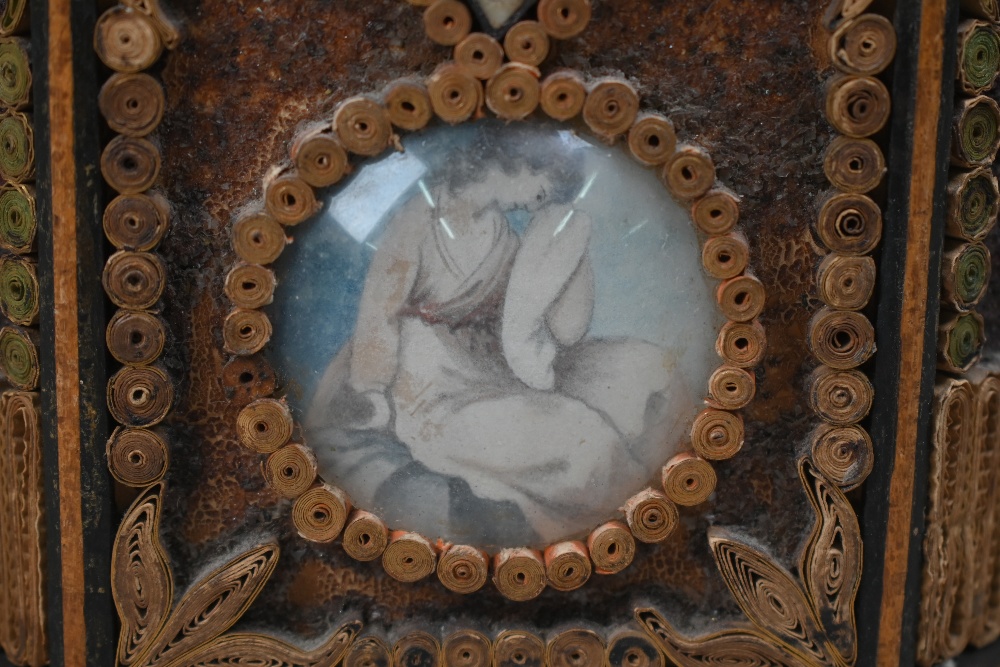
856,1,959,666
34,0,117,664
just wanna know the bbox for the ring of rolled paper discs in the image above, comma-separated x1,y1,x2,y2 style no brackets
225,39,766,601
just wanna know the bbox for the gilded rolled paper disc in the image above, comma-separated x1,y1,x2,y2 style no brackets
454,33,504,80
504,21,550,66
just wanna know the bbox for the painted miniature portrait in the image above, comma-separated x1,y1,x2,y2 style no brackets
271,120,722,548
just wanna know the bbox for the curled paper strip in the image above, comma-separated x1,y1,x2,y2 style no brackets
98,73,165,137
437,544,489,594
383,531,437,583
952,96,1000,167
816,254,876,310
941,241,991,311
662,144,716,200
427,62,482,124
537,0,592,40
100,134,161,194
938,311,985,373
809,365,874,425
547,630,605,667
444,631,491,667
383,80,434,132
222,308,272,356
587,521,636,575
539,70,586,121
0,38,31,109
103,192,170,251
0,256,37,326
583,79,639,138
102,250,165,310
958,20,1000,94
494,631,544,667
811,423,874,490
292,483,349,541
0,111,33,183
808,307,877,369
493,548,546,601
543,540,592,591
504,21,550,66
946,167,999,241
264,444,318,499
342,510,388,561
231,213,286,265
94,6,163,73
107,364,173,427
623,488,679,544
661,452,717,507
236,398,293,454
106,309,166,366
0,184,35,254
106,427,169,486
628,114,677,167
0,327,36,390
423,0,472,46
823,135,885,193
263,171,318,226
829,13,897,75
486,63,540,120
454,32,504,80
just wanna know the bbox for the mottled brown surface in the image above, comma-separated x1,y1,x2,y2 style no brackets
152,0,840,643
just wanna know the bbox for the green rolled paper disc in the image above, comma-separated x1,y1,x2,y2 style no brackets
0,186,37,254
945,312,985,371
0,112,32,182
957,98,1000,164
0,326,37,390
0,38,29,109
958,171,999,239
0,257,37,325
953,244,991,307
0,185,33,253
962,24,1000,92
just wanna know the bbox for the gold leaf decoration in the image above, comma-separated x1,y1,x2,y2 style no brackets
144,543,280,666
635,609,804,667
708,528,835,665
636,457,861,667
163,622,362,667
112,483,173,667
799,459,861,665
112,483,366,667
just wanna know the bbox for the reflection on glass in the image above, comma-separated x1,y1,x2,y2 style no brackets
270,120,723,550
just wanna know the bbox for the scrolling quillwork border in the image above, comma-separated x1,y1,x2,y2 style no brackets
98,0,917,665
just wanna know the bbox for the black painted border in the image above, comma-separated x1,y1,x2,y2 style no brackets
957,639,1000,666
855,1,959,666
33,0,117,665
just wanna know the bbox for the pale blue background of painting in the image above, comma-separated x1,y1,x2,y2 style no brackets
269,120,723,413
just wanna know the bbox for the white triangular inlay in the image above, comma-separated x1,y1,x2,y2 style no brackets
471,0,532,28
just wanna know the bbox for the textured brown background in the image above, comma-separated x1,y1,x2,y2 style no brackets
148,0,844,642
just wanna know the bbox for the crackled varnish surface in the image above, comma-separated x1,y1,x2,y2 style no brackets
153,0,838,640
